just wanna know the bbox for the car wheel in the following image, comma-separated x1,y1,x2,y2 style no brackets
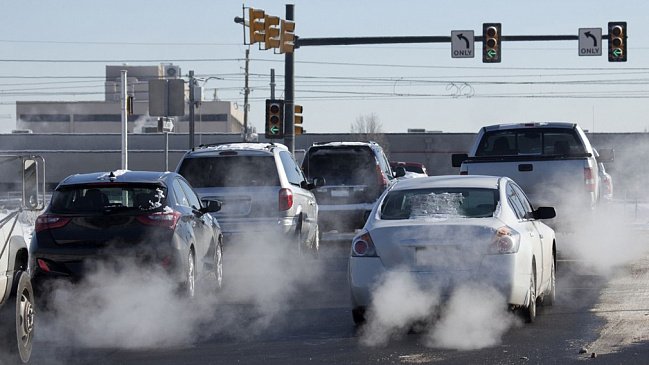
183,250,196,299
311,224,320,259
295,214,304,256
543,257,556,306
352,307,366,326
523,269,537,323
214,241,223,291
0,271,35,363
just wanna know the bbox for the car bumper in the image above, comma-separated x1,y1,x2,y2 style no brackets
349,254,531,309
218,216,299,244
318,203,375,233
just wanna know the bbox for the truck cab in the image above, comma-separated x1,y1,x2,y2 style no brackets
0,155,45,363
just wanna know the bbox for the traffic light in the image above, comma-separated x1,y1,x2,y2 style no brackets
279,20,295,54
265,99,284,139
248,8,265,45
264,15,280,50
482,23,502,63
126,96,134,115
608,22,627,62
294,104,303,135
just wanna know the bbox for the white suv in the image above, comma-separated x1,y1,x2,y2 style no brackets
176,143,319,255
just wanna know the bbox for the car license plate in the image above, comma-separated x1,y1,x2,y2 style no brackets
415,246,459,267
331,189,350,197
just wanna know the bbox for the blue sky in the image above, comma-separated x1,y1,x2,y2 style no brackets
1,0,648,133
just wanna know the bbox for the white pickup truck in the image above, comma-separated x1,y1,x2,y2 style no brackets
0,155,44,364
452,122,613,220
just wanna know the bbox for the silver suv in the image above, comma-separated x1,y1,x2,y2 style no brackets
176,142,319,255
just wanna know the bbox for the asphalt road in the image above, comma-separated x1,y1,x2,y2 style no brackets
20,230,649,365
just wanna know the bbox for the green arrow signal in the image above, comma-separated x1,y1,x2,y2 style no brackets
270,125,280,134
612,48,623,57
487,49,497,58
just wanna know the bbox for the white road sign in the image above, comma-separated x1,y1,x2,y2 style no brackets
579,28,602,56
451,30,474,58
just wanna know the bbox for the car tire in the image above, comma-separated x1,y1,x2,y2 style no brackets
352,306,366,326
310,225,320,259
543,257,556,306
182,250,196,299
523,269,537,323
0,270,35,364
214,240,223,292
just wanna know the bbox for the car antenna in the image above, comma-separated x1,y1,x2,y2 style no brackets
109,171,116,182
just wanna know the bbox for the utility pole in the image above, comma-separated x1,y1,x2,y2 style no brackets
120,70,128,170
243,49,250,141
188,70,195,149
283,4,295,154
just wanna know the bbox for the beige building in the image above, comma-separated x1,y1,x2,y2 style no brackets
16,64,244,134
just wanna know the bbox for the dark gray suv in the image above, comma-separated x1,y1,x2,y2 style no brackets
176,142,319,256
301,141,396,234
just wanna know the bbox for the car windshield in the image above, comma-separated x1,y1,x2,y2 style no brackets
178,155,280,188
303,147,377,185
380,188,498,220
49,184,166,214
475,128,586,156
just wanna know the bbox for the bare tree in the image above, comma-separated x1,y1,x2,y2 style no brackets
350,113,390,156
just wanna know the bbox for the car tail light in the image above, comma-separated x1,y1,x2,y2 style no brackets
352,232,378,257
136,210,181,229
160,256,173,269
584,167,596,192
279,188,293,211
376,164,388,188
490,226,520,254
37,259,51,273
35,214,71,233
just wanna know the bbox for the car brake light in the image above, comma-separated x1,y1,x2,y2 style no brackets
37,259,51,273
35,214,71,233
136,210,181,229
490,226,520,254
279,188,293,211
584,167,596,192
352,232,378,257
376,164,388,188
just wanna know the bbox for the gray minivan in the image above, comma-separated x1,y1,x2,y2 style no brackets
176,142,319,256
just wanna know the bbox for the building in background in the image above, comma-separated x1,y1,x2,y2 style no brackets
16,64,244,134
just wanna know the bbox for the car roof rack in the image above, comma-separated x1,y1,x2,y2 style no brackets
192,141,279,151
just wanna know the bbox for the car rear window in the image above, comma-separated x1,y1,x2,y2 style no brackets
475,128,586,156
178,156,280,188
380,188,498,220
303,147,378,185
49,184,166,213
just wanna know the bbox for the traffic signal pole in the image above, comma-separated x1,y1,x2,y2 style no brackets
283,4,295,154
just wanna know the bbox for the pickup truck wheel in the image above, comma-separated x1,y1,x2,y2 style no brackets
352,306,366,326
0,270,35,363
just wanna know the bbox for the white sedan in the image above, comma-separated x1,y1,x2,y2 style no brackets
349,175,557,325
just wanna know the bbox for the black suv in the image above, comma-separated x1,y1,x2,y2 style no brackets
301,141,396,234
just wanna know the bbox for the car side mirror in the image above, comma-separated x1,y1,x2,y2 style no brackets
596,148,615,163
394,166,406,178
452,153,468,168
533,207,556,220
201,199,222,213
